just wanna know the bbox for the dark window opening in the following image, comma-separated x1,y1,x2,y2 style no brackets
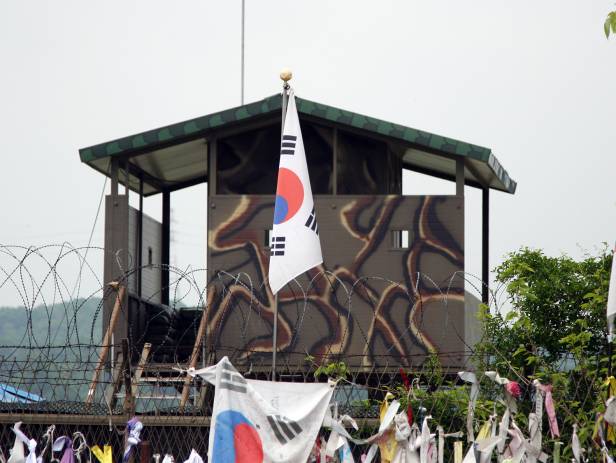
148,247,153,266
217,122,333,194
336,130,402,194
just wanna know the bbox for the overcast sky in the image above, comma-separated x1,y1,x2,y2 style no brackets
1,1,615,307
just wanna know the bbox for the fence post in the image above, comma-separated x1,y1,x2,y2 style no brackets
86,282,125,404
122,338,134,415
139,441,151,463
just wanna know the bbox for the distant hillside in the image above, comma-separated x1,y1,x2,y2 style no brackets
0,298,103,349
0,298,103,401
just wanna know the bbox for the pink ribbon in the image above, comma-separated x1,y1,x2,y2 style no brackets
505,381,522,399
536,383,559,438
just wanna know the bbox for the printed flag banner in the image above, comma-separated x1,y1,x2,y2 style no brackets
608,242,616,340
268,89,323,294
189,357,334,463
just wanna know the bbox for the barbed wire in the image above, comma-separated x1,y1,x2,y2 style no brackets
0,241,498,400
0,243,605,462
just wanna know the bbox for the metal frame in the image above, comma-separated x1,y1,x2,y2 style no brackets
161,190,170,306
209,138,218,196
138,177,144,298
110,159,119,200
0,413,381,428
332,127,338,195
482,187,490,304
455,158,465,197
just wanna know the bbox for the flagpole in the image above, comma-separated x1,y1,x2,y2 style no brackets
272,68,292,382
272,295,278,381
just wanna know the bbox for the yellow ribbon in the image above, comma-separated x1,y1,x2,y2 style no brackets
476,420,492,441
453,441,463,463
378,392,397,463
91,445,113,463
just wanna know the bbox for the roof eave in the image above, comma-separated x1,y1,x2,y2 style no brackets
79,93,517,194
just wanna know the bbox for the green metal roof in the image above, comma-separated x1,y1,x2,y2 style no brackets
79,94,516,195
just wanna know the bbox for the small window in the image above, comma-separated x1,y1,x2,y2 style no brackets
391,230,410,249
148,247,153,266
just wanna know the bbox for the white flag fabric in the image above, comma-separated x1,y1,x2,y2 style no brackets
189,357,334,463
607,242,616,340
182,450,203,463
268,89,323,295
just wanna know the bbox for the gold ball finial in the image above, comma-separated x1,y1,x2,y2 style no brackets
280,68,293,82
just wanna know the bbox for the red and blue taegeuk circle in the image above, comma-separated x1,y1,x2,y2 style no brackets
273,168,304,225
212,410,264,463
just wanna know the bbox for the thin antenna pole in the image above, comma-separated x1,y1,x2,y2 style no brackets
240,0,245,104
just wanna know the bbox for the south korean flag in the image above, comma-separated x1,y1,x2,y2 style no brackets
268,89,323,295
189,357,334,463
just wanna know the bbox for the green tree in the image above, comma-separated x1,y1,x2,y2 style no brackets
477,247,611,371
606,11,616,38
474,247,613,460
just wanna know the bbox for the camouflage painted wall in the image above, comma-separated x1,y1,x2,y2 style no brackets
206,195,465,369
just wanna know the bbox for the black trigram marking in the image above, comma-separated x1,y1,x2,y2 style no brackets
270,236,286,256
267,415,303,444
281,135,297,155
220,360,247,393
304,207,319,235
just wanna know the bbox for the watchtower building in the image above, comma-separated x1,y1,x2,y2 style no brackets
79,92,516,371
